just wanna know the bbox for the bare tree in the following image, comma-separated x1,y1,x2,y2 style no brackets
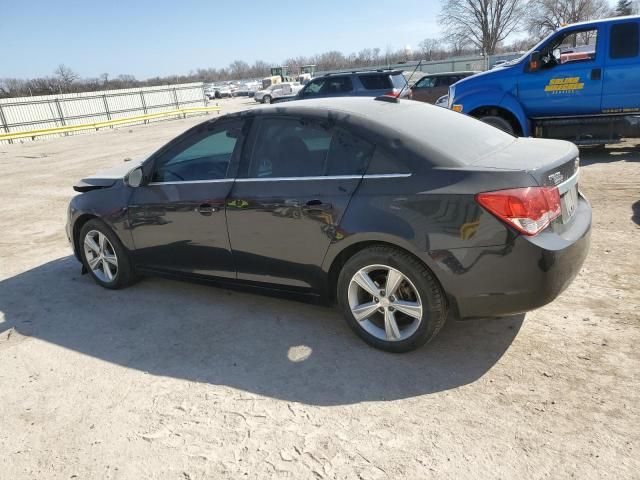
439,0,528,55
418,38,442,60
54,64,79,92
526,0,611,39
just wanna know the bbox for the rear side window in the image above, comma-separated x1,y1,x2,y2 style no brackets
359,74,392,90
326,128,374,176
366,148,410,175
247,117,374,178
610,23,639,59
325,76,353,94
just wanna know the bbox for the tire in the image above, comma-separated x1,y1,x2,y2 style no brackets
79,219,137,290
263,95,271,104
337,246,447,352
479,115,515,135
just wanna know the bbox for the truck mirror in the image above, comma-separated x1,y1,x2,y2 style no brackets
529,51,541,72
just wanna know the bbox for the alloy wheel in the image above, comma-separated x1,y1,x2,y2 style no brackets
347,264,423,342
83,230,118,283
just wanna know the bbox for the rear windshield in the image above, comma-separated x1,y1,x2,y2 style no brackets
391,74,407,90
359,74,392,90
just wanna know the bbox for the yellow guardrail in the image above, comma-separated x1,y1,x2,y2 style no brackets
0,105,222,141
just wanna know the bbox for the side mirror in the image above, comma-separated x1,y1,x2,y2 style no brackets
126,166,144,188
529,51,541,72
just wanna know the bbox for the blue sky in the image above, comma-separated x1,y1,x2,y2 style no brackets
1,0,441,79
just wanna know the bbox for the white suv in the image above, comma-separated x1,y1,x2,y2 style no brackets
254,82,302,104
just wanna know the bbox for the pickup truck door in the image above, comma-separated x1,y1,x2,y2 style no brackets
601,21,640,113
518,26,604,117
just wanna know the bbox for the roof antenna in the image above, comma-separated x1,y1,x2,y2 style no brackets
398,59,422,99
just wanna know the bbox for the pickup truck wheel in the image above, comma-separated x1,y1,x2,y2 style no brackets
263,95,272,104
479,115,514,135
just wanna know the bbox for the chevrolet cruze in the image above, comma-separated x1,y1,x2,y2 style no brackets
66,97,591,352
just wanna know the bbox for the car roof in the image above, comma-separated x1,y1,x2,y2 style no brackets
418,71,478,78
227,97,515,167
559,14,639,30
322,69,404,77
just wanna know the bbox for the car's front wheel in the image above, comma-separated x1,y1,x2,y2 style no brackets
263,95,271,104
337,246,447,352
79,219,136,289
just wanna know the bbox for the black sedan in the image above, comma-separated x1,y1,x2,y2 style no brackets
66,97,591,352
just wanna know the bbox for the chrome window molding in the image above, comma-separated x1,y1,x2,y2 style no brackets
147,173,412,186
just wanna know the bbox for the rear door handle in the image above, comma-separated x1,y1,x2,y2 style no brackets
196,203,219,216
590,68,601,80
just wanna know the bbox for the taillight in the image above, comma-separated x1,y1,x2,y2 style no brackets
384,89,401,97
476,187,561,236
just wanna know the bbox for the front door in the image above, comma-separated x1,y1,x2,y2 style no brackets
518,26,604,116
226,115,374,292
128,118,246,278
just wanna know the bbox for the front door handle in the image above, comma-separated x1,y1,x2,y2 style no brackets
196,203,219,216
590,68,602,81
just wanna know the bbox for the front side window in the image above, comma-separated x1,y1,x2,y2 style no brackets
415,77,436,88
302,78,326,96
247,117,374,178
542,28,598,68
610,22,639,59
152,121,242,182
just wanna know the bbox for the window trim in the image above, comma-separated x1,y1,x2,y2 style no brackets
235,173,411,182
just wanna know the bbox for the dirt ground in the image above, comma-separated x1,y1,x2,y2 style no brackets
0,97,639,479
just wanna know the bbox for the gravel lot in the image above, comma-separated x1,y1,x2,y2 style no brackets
1,97,639,479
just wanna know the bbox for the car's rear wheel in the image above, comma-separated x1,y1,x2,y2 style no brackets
337,246,447,352
79,219,136,289
263,95,271,104
479,115,514,135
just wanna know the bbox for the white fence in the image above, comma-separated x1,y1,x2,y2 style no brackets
0,82,208,143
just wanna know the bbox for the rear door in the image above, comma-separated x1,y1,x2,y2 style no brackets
518,26,604,116
226,115,375,291
601,20,640,113
128,119,246,278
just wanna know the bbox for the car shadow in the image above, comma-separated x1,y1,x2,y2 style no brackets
0,257,524,406
579,143,640,165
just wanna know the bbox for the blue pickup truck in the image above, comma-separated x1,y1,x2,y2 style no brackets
448,16,640,145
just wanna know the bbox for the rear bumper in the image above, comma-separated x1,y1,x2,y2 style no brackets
434,195,591,319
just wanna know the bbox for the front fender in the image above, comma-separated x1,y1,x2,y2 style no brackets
454,89,530,136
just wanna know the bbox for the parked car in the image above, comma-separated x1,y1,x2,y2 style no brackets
204,85,221,100
434,95,449,108
448,15,640,145
254,82,302,103
215,85,234,98
410,71,478,104
67,97,591,352
272,70,410,103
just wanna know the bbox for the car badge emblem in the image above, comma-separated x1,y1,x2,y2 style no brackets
548,172,564,185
